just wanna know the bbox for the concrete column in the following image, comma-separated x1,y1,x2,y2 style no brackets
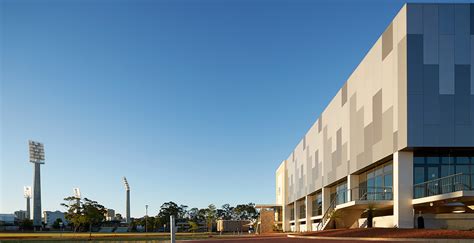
348,174,359,201
393,151,414,228
170,215,176,243
26,197,31,219
126,190,130,223
305,195,313,231
322,187,331,215
283,205,290,232
33,163,42,228
294,202,300,232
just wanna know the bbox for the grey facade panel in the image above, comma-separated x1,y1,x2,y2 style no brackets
439,4,455,35
424,124,440,146
439,35,455,94
471,4,474,35
408,34,424,94
408,94,424,146
423,65,440,125
439,95,455,146
454,65,471,125
382,23,394,60
455,4,470,35
423,4,439,64
455,34,471,65
373,90,383,143
408,4,423,34
471,37,474,94
456,125,472,145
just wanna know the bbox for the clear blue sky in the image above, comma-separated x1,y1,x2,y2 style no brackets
0,0,456,217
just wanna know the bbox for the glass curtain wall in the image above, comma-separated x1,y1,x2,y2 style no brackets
311,192,322,216
413,151,474,198
358,162,393,200
330,181,347,205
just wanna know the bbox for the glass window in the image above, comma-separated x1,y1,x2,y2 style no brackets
427,156,440,164
441,156,453,164
441,165,454,177
456,157,470,164
317,194,322,215
414,157,425,164
427,167,439,180
375,167,383,176
414,167,425,184
384,164,393,172
384,174,393,187
456,165,470,174
367,170,375,179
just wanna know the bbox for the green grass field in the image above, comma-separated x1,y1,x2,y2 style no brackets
0,232,255,242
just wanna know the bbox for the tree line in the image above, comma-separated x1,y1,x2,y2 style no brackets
61,197,258,232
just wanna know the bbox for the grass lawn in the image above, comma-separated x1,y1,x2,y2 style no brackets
0,232,256,242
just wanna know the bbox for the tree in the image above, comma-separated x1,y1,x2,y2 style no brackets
61,197,107,232
19,219,33,231
205,204,216,232
220,204,234,220
187,208,201,222
52,218,63,229
178,204,188,219
157,201,184,230
188,221,199,233
234,203,258,220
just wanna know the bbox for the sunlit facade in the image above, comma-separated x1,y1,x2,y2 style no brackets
276,3,474,231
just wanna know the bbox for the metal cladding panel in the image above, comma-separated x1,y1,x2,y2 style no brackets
279,5,409,204
406,3,474,148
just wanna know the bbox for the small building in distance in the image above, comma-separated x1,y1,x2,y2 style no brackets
105,209,115,221
0,214,15,225
14,210,28,221
43,211,66,228
216,219,251,233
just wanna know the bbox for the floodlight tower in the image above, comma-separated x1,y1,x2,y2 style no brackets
123,177,130,223
28,140,45,229
73,188,81,210
23,186,32,219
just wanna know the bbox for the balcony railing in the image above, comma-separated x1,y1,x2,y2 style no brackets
351,186,393,201
413,173,473,199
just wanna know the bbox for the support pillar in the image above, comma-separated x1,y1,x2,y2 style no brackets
305,195,312,231
322,187,331,215
348,174,359,201
294,201,300,232
393,151,414,228
283,205,290,232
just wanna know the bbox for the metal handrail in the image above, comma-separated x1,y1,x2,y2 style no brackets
413,173,472,199
315,193,337,231
352,186,393,201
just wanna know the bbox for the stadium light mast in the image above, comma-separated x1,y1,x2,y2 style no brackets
28,140,45,229
73,188,81,211
123,177,130,223
24,186,32,219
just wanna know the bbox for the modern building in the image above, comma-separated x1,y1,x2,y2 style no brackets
105,209,116,221
14,210,28,221
275,3,474,231
0,214,15,225
43,211,66,228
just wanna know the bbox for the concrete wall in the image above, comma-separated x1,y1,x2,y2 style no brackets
359,215,395,228
415,213,474,230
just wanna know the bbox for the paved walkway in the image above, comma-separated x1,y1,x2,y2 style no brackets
179,236,419,243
